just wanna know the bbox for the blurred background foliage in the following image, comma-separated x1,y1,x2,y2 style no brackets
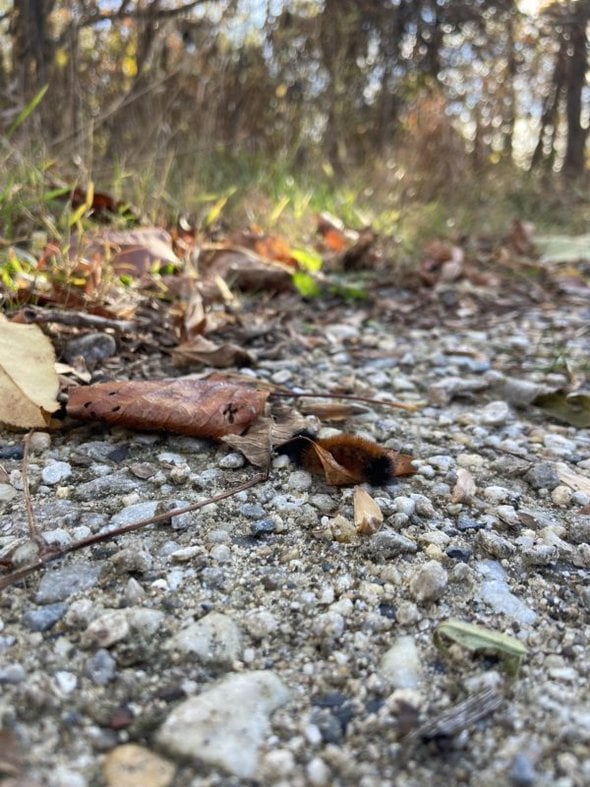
0,0,588,239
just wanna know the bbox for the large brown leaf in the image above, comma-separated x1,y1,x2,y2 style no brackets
67,378,268,439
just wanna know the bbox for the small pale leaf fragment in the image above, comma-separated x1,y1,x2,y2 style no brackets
451,467,476,503
434,618,526,677
354,487,384,535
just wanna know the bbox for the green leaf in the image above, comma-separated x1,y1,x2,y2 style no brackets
292,271,320,297
434,618,527,677
291,247,323,272
6,84,49,138
204,188,237,227
270,195,290,224
533,391,590,428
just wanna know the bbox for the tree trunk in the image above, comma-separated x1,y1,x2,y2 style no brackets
562,0,589,177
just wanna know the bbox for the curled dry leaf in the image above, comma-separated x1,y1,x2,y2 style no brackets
172,336,254,368
451,468,476,503
354,487,384,535
67,378,268,439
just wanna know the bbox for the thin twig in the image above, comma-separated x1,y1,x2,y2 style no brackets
273,390,424,412
0,472,266,592
15,306,137,332
22,433,41,545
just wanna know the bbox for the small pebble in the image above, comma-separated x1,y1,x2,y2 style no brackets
85,649,117,685
23,602,67,632
478,400,511,425
525,462,560,491
0,483,18,502
477,530,516,559
218,452,245,469
380,635,422,688
167,611,242,666
0,664,27,683
287,470,313,492
63,332,116,364
210,544,232,562
409,561,448,602
250,518,277,537
41,461,72,486
551,485,572,506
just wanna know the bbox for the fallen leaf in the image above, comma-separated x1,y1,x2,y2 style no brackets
354,487,383,535
172,336,254,369
0,319,60,428
0,728,24,777
533,390,590,428
556,465,590,496
409,688,502,743
222,418,273,468
434,618,526,677
81,227,181,277
451,468,476,503
67,378,269,439
199,247,293,295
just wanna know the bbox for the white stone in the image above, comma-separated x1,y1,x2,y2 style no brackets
157,670,289,778
380,635,422,688
166,611,242,665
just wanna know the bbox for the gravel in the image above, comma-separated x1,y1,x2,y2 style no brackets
0,291,589,786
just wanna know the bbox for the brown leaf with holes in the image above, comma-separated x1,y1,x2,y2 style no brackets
67,378,268,439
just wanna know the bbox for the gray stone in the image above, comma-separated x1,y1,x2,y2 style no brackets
36,562,102,603
167,611,242,666
157,670,289,778
0,663,26,683
63,332,117,364
475,561,536,624
41,461,72,485
478,400,511,425
525,462,561,491
85,648,117,684
23,602,67,632
367,531,417,559
109,501,159,528
409,561,448,602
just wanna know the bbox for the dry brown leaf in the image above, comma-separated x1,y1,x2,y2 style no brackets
306,440,360,486
199,247,293,296
0,319,60,428
389,451,417,477
354,487,384,535
221,417,273,468
451,468,476,503
172,336,254,369
183,289,207,338
67,378,268,439
81,227,180,277
0,728,24,777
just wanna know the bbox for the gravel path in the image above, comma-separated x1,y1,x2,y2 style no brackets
0,286,589,787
